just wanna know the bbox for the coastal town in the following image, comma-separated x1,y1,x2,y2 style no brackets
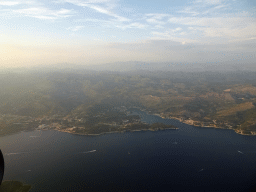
0,106,178,136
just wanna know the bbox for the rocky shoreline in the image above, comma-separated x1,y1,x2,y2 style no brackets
165,114,256,136
55,127,179,136
132,108,256,136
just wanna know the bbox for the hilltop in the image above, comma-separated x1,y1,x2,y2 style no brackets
0,69,255,136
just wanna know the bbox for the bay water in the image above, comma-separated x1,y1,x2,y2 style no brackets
1,109,256,191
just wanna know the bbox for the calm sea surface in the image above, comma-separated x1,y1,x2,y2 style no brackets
1,109,256,192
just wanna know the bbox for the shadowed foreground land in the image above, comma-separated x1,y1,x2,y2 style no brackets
0,181,31,192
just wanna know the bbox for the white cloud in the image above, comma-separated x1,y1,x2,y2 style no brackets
67,26,85,31
168,16,256,28
144,13,171,30
63,0,153,30
166,16,256,43
153,25,164,29
14,7,74,20
177,0,228,18
116,22,147,30
0,1,20,6
145,13,170,19
177,7,199,16
0,0,41,6
174,27,182,31
2,0,255,46
203,24,256,39
56,0,129,22
85,4,130,22
57,0,112,4
214,4,226,9
75,18,146,30
193,0,223,5
0,0,73,20
146,18,165,25
150,30,195,44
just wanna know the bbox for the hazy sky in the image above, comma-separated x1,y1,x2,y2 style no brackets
1,0,256,68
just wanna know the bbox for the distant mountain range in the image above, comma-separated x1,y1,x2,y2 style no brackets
49,61,256,72
3,61,255,73
85,61,256,72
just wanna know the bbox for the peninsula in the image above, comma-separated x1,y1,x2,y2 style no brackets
0,70,255,136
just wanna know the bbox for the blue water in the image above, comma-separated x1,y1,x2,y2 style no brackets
1,109,256,191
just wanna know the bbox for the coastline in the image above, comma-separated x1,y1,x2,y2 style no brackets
167,115,256,136
34,107,255,137
129,107,255,136
54,127,178,136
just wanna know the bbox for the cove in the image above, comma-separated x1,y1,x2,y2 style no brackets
0,109,256,191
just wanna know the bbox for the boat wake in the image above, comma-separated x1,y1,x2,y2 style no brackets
81,150,96,154
238,150,243,154
5,152,28,156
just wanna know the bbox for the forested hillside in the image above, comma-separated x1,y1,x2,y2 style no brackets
0,70,256,135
